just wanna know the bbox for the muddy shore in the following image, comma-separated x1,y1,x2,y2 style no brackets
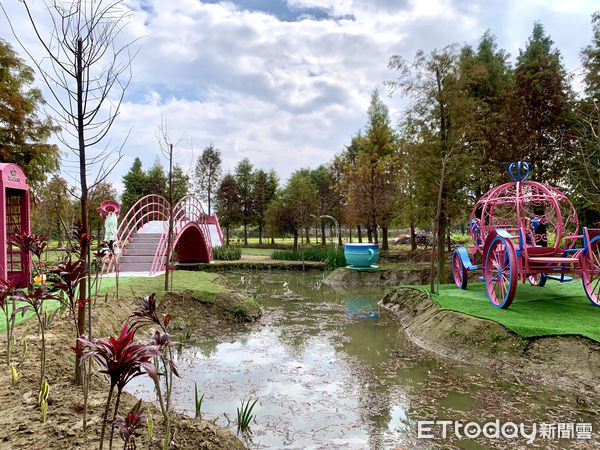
380,287,600,398
0,276,259,449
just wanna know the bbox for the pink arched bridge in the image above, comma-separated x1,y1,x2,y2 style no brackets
102,194,223,276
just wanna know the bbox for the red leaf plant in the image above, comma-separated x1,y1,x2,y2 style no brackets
78,323,160,450
13,285,58,384
50,256,88,340
113,399,147,450
9,232,48,278
129,294,179,429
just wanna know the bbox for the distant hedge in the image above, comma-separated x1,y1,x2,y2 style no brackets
271,247,346,269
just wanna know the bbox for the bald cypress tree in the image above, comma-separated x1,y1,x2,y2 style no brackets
0,39,59,191
509,23,572,182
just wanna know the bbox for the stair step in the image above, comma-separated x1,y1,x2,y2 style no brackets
122,245,158,255
118,262,155,272
120,255,157,263
129,234,162,242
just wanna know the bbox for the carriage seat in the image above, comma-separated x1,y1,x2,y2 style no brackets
525,246,557,256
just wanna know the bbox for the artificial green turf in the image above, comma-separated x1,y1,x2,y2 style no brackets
432,281,600,342
0,271,227,332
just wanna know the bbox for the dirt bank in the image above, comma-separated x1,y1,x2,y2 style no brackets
322,265,455,288
381,288,600,397
0,276,251,449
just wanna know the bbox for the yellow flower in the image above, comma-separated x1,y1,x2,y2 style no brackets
34,274,46,284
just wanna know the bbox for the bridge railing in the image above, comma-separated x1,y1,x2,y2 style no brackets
149,195,213,275
101,194,170,275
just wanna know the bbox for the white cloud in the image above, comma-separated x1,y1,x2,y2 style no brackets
0,0,598,198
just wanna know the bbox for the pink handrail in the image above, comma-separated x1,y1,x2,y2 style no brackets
101,194,170,275
101,194,214,276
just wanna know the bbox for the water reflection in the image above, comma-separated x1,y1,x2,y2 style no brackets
345,295,380,320
124,271,599,449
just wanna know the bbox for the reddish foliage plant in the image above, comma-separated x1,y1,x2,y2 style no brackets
78,323,160,450
113,399,147,450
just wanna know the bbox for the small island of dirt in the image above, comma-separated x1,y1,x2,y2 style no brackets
381,287,600,397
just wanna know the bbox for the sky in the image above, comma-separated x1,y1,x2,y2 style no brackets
0,0,599,196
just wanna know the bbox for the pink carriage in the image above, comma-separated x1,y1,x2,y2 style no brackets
452,161,600,308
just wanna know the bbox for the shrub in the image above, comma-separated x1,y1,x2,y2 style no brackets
212,246,242,261
271,247,346,269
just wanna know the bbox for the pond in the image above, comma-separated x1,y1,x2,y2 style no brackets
126,271,598,448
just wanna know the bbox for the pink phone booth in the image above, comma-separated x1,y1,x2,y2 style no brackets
0,164,31,284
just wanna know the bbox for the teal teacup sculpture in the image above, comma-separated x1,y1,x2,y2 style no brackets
344,243,379,269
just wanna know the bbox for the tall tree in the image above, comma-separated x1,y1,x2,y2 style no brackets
146,160,168,197
509,22,572,182
571,12,600,220
338,92,399,249
266,170,279,244
251,169,271,245
0,39,59,192
120,158,147,215
267,173,317,253
234,158,254,245
581,11,600,100
388,45,475,287
309,165,336,246
32,177,73,242
215,174,241,245
285,172,318,259
15,0,136,383
194,145,222,215
171,166,190,204
459,31,514,192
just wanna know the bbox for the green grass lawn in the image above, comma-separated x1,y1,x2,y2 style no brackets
240,248,274,256
95,271,227,301
0,271,227,332
432,281,600,342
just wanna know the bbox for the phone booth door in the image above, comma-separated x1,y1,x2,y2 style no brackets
6,188,28,283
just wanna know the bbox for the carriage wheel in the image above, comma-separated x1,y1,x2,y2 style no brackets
582,238,600,307
452,250,468,289
485,235,517,308
527,273,547,287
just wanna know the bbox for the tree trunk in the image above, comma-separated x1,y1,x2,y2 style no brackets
430,156,447,293
226,226,230,246
258,224,262,245
293,230,298,252
271,235,275,245
76,38,87,386
243,221,248,245
305,227,310,244
207,188,211,216
382,224,388,251
164,143,173,292
438,215,447,285
321,221,326,247
357,225,362,243
338,225,343,247
447,226,451,253
349,226,352,243
410,222,416,250
367,226,372,243
373,221,379,245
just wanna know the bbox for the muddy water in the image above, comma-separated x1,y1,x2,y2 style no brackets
126,271,598,449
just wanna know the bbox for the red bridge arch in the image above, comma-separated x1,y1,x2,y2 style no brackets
102,195,223,276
